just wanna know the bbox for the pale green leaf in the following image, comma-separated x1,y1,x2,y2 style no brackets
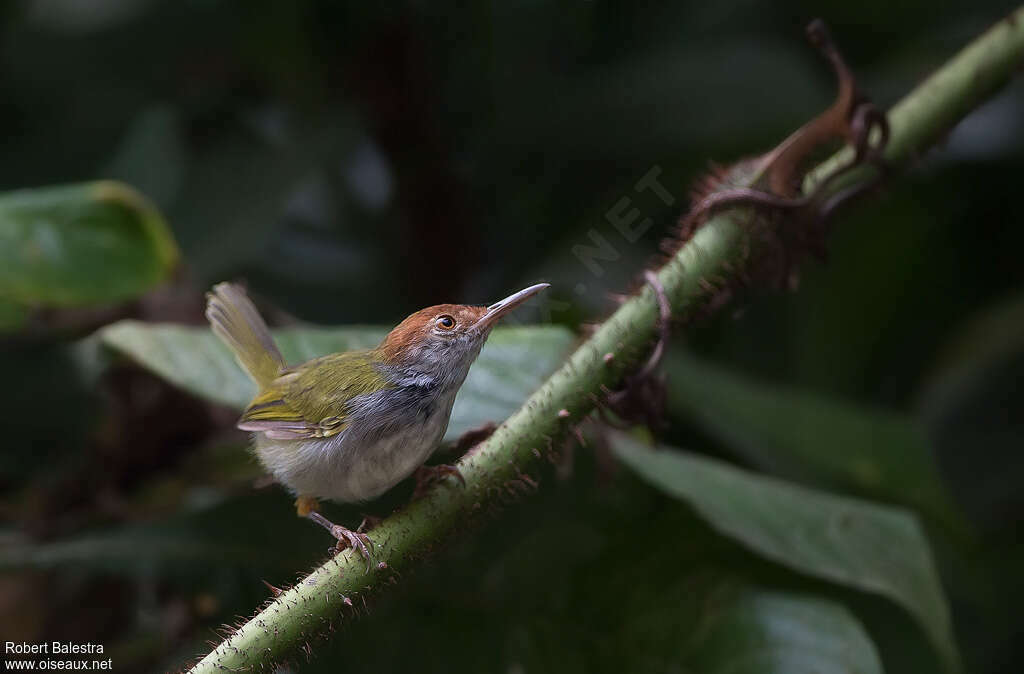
920,291,1024,526
0,181,178,306
666,350,960,528
669,585,884,674
0,298,29,332
611,432,959,673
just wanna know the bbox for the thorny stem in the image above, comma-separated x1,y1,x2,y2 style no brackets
806,7,1024,193
188,9,1024,672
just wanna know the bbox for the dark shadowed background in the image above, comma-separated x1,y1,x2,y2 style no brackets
1,1,1023,672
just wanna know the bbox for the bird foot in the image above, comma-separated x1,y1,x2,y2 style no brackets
331,526,374,560
306,511,374,570
412,464,466,499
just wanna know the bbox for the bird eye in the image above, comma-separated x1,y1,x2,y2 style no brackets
435,315,456,330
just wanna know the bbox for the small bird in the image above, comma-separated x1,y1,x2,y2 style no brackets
205,281,549,558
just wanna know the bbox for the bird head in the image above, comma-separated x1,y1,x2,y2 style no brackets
377,283,549,385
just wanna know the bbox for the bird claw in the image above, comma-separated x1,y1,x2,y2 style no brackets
331,525,374,565
307,510,374,571
412,464,466,499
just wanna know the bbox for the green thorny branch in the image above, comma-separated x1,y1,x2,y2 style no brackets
189,9,1024,672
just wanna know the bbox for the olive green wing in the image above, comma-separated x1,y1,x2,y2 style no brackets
238,350,390,440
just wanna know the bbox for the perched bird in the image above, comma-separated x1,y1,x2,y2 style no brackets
205,282,549,558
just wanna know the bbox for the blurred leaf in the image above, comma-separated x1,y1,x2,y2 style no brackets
169,123,346,283
101,105,186,208
0,298,29,332
0,491,321,579
0,343,94,478
497,39,826,157
99,322,356,411
920,291,1024,528
0,181,178,306
26,0,158,34
610,432,959,673
666,349,961,528
923,292,1024,395
648,585,883,674
98,321,575,440
514,575,885,674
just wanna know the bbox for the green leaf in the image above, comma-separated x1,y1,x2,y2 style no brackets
666,350,960,528
0,491,326,579
98,321,576,440
513,575,884,674
0,181,178,306
0,297,29,332
611,432,959,673
920,291,1024,527
102,105,186,208
660,584,884,674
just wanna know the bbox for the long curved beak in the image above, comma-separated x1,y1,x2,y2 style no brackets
473,283,550,331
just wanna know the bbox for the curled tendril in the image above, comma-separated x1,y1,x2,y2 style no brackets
690,19,891,230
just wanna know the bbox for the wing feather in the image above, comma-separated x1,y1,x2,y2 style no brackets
237,350,389,439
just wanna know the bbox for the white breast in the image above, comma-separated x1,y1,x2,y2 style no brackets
252,390,457,503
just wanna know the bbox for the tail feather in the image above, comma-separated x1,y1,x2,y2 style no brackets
205,282,285,388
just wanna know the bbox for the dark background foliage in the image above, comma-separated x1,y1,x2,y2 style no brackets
1,0,1022,672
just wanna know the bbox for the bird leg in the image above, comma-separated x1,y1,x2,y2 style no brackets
295,496,373,567
308,511,374,562
412,464,466,499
